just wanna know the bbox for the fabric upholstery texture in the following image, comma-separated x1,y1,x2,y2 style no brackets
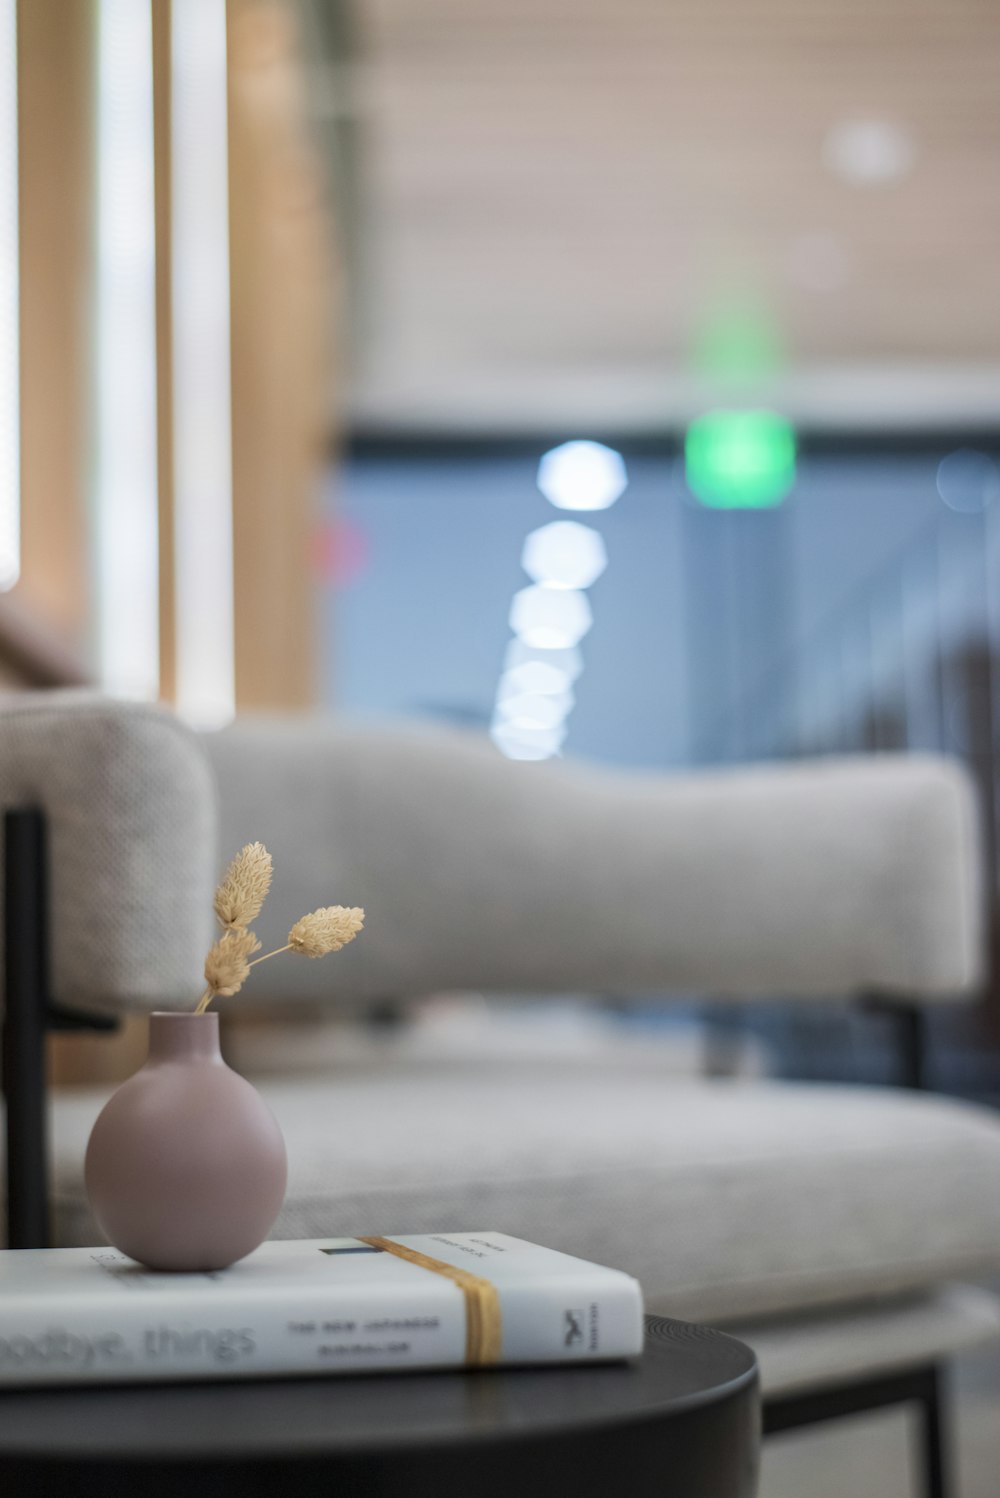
206,718,982,1005
729,1284,1000,1395
0,694,981,1009
0,692,215,1012
49,1068,1000,1324
1,695,996,1396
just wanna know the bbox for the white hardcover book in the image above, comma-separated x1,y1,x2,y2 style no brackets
0,1232,645,1386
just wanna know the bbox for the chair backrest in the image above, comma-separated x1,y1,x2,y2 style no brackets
0,693,983,1014
205,717,984,1007
0,692,215,1014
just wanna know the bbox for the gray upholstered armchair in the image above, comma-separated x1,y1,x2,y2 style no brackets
2,690,998,1497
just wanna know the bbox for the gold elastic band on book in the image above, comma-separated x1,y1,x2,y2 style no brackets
358,1236,503,1366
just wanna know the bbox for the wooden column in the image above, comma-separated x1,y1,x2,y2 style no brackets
226,0,334,711
15,0,93,650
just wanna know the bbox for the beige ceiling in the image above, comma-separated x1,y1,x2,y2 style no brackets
326,0,1000,431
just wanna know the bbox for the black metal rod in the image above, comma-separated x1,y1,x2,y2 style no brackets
763,1363,952,1498
2,808,51,1248
894,1003,930,1091
763,1365,938,1435
862,995,930,1090
920,1365,951,1498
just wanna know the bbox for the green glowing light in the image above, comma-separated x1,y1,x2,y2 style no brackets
685,410,796,509
692,303,785,383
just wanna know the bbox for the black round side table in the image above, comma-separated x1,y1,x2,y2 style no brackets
0,1316,759,1498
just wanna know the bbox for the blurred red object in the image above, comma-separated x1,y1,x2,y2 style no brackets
313,518,370,585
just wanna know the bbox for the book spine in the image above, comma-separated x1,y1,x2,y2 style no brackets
0,1283,467,1385
498,1274,645,1365
0,1276,643,1386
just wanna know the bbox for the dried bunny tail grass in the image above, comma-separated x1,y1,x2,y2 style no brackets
288,906,365,959
200,927,262,1005
214,842,273,929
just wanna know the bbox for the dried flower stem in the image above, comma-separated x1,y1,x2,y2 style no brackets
193,841,365,1013
248,944,292,968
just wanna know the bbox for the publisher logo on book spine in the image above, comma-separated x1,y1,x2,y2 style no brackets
564,1309,585,1348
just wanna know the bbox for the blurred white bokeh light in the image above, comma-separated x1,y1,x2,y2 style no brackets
490,718,567,761
495,443,622,759
936,449,1000,514
504,640,585,682
510,585,593,649
521,520,607,590
495,691,573,731
823,118,915,186
537,440,628,511
498,659,573,698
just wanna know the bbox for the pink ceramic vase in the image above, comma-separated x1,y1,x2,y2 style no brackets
84,1011,287,1271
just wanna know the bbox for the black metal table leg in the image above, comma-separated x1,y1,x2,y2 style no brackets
763,1363,953,1498
2,807,51,1249
918,1365,951,1498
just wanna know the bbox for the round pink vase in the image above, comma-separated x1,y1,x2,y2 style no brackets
84,1011,287,1272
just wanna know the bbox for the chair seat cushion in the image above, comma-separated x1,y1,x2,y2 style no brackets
50,1070,1000,1323
729,1283,1000,1395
